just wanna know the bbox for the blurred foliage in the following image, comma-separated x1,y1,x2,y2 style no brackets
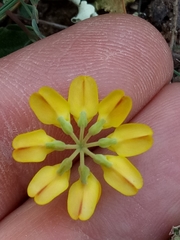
94,0,135,13
0,24,32,57
0,0,44,57
0,0,134,57
169,226,180,240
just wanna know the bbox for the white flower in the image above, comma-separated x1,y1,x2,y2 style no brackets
70,0,98,23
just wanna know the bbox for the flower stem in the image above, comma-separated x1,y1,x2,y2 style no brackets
83,131,92,144
69,132,79,143
84,148,96,159
80,149,85,167
68,149,80,162
86,141,99,148
79,126,85,143
65,144,78,149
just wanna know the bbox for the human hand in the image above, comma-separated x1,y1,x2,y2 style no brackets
0,14,177,239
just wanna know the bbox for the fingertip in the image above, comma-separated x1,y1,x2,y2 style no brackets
0,14,174,221
0,14,173,111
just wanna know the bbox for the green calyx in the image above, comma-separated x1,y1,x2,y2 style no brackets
57,158,72,175
98,138,117,148
88,119,106,136
93,154,112,168
46,140,66,150
79,165,90,184
58,116,73,135
78,111,88,128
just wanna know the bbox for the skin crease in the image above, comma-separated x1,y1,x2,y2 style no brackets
0,13,178,239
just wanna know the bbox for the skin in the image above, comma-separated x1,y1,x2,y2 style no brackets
0,13,178,239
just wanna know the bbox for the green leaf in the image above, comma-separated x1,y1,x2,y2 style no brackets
32,19,45,39
30,0,39,5
32,5,38,21
0,0,20,21
18,3,33,19
0,24,33,58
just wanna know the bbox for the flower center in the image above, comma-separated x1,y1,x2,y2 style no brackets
46,113,115,184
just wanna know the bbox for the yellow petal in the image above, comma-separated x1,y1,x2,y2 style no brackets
27,164,70,205
29,86,70,127
12,129,54,149
102,155,143,196
13,146,53,162
67,173,101,221
108,123,153,156
12,130,55,162
98,90,132,129
68,76,98,122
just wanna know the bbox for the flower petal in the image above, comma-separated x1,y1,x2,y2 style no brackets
108,123,153,156
29,86,70,127
67,173,101,220
27,164,70,205
13,146,53,162
12,129,54,148
102,155,143,196
98,90,132,129
68,76,98,122
12,129,55,162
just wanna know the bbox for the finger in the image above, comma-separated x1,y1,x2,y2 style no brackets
0,83,179,239
0,13,173,220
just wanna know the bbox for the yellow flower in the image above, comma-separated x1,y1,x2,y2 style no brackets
28,164,70,205
67,173,101,220
12,75,153,220
29,86,70,127
98,90,132,129
101,155,143,196
12,129,55,162
108,123,153,157
68,76,98,122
